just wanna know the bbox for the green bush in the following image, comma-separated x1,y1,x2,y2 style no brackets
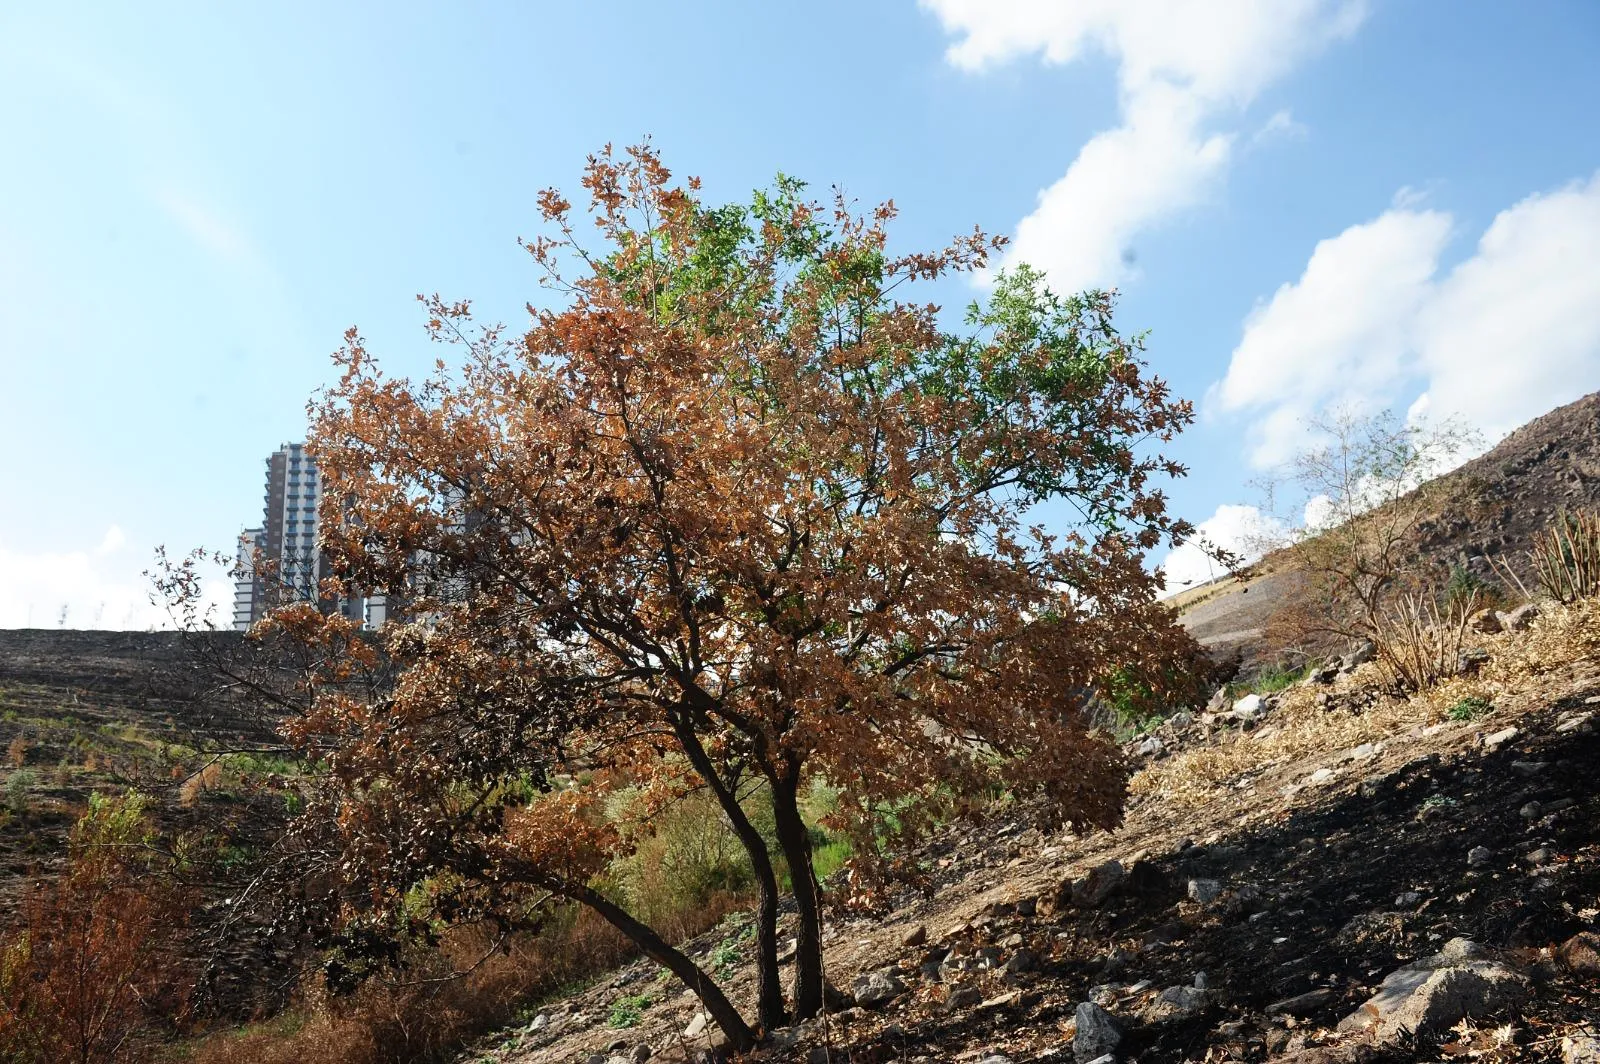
1447,695,1492,721
607,993,650,1029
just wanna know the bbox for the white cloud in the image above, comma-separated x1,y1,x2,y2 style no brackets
922,0,1366,291
1158,503,1287,596
1213,171,1600,465
0,529,230,630
1414,173,1600,441
1213,208,1453,466
1251,108,1307,145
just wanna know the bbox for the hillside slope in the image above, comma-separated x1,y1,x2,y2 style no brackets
1177,390,1600,669
456,599,1600,1064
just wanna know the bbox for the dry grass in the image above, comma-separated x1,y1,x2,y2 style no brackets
1133,596,1600,808
186,891,747,1064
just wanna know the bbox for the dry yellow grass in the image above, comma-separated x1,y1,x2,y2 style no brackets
1132,596,1600,808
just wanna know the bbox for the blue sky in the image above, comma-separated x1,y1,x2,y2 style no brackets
2,1,1597,626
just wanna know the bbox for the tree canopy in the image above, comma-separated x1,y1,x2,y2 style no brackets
273,144,1203,1048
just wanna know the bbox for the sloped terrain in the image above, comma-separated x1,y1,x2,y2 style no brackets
1177,390,1600,671
462,601,1600,1064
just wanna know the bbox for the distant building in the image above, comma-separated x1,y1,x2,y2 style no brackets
232,442,378,631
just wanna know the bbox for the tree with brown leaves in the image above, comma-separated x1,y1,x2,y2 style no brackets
274,144,1201,1049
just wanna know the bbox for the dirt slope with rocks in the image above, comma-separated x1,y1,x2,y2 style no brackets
460,599,1600,1064
1176,390,1600,674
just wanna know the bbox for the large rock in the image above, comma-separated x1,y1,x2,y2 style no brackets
1337,938,1527,1042
1072,860,1126,908
1073,1001,1122,1062
852,968,907,1007
1558,932,1600,976
1505,603,1541,630
1145,985,1209,1021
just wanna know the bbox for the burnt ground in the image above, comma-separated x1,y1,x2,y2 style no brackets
482,654,1600,1064
0,628,301,1016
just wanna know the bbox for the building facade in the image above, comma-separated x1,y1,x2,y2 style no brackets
232,442,379,631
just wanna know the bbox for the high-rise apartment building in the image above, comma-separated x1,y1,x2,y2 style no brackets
232,442,378,631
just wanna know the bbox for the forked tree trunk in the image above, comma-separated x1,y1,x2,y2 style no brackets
570,884,757,1052
770,767,825,1020
672,719,789,1030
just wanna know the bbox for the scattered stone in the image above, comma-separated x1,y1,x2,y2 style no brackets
1232,693,1265,719
852,968,906,1007
1016,896,1038,917
977,1056,1014,1064
1136,735,1165,758
1188,878,1223,904
1307,768,1337,786
1505,603,1541,630
1337,938,1527,1043
1457,648,1491,675
1467,846,1494,868
1072,860,1126,908
1527,846,1556,866
1345,641,1376,668
1073,1001,1122,1062
1193,971,1209,989
943,985,983,1013
1563,1032,1600,1064
1004,949,1037,974
684,1012,710,1039
1268,987,1335,1016
1482,726,1519,749
1545,797,1577,813
901,925,928,948
630,1046,652,1064
1511,760,1550,777
1395,891,1423,908
1521,801,1543,818
1558,932,1600,976
1556,712,1595,734
1471,609,1505,633
1146,985,1208,1020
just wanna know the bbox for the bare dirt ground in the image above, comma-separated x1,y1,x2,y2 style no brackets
463,606,1600,1064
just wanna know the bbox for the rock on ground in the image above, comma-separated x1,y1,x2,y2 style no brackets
1337,938,1527,1043
1073,1001,1121,1062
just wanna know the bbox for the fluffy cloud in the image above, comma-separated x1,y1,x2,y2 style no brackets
1214,172,1600,465
0,526,230,630
1213,207,1453,466
922,0,1366,292
1158,503,1287,597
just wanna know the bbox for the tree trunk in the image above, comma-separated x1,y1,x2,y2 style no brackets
570,883,757,1052
671,718,788,1030
770,766,825,1020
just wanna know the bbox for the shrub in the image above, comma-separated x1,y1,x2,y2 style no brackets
1373,587,1477,693
608,993,650,1029
1533,510,1600,604
1447,695,1492,721
1444,565,1506,614
0,791,192,1064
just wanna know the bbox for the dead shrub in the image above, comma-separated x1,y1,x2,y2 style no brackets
1373,587,1477,692
1532,509,1600,603
6,736,26,768
0,791,192,1064
179,762,223,808
188,894,739,1064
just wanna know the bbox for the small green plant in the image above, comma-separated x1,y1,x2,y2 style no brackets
5,768,36,817
1444,565,1505,614
711,939,741,980
1447,695,1492,721
1224,661,1311,701
608,993,651,1028
1422,794,1458,811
